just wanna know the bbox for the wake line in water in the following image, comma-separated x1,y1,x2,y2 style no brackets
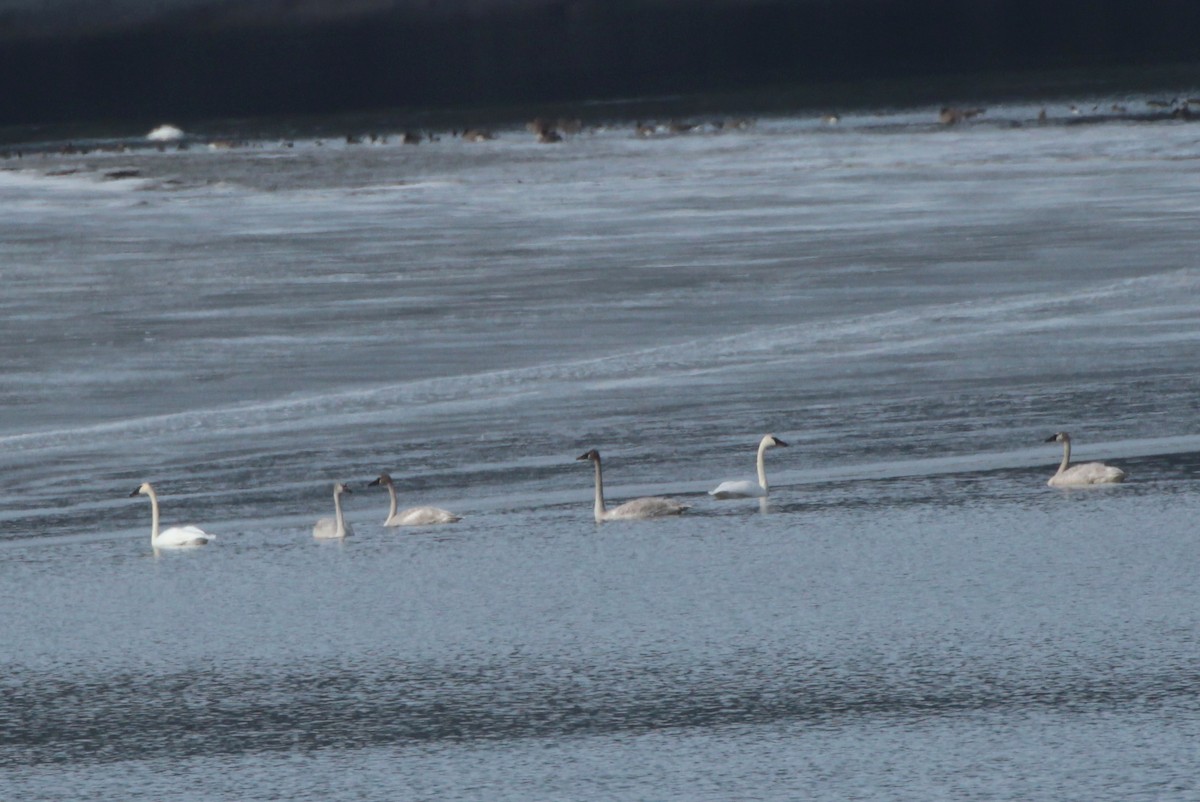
0,168,148,194
698,265,1200,361
1,266,1195,458
3,653,1196,767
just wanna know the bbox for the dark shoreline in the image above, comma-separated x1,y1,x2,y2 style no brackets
2,0,1199,130
1,60,1198,151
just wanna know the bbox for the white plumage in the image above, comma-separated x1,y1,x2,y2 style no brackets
1045,432,1127,487
146,124,185,142
710,434,788,498
313,482,355,539
129,482,213,548
368,473,461,526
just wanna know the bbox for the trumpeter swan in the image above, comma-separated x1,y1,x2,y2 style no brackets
710,434,789,498
313,482,355,539
576,449,688,522
129,482,213,548
367,473,461,526
1045,432,1126,487
146,124,184,142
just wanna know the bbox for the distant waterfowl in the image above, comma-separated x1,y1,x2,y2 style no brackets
820,113,841,125
527,117,555,137
556,118,583,135
939,107,984,125
367,473,461,526
710,434,789,499
713,118,754,131
313,482,354,539
937,107,960,125
461,129,494,142
1045,432,1126,487
576,449,688,522
129,482,213,548
146,124,184,142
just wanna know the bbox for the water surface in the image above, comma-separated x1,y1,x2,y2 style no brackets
2,98,1199,800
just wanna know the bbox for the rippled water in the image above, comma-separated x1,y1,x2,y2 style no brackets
2,99,1199,800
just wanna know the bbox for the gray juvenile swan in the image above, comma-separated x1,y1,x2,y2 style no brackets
313,482,355,539
576,449,688,522
709,434,789,498
367,473,461,526
129,482,213,548
1045,432,1126,486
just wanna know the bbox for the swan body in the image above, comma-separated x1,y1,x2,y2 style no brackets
1045,432,1126,487
129,482,213,548
147,124,184,142
368,473,461,526
576,449,688,522
313,482,355,539
710,434,788,498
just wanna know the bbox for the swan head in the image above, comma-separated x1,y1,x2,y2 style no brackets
576,449,601,463
1045,432,1071,444
367,473,394,488
762,434,788,448
334,482,352,495
129,482,153,497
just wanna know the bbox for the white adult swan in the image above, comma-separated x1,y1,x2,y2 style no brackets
146,124,184,142
313,482,355,539
367,473,461,526
129,482,213,548
576,449,688,522
1045,432,1126,486
709,434,789,498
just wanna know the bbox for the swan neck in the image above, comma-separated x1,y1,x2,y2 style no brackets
386,483,398,523
756,440,770,491
1058,440,1071,475
592,459,607,521
147,487,161,541
334,489,346,536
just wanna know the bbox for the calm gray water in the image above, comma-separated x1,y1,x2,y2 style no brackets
2,98,1200,800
